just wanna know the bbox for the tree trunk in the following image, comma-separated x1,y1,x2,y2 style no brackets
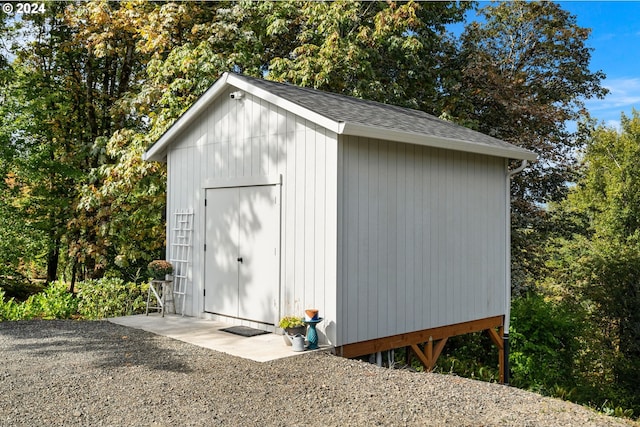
46,236,60,283
69,258,78,294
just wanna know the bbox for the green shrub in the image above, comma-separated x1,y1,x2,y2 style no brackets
437,355,499,383
509,293,584,394
0,278,148,321
33,280,79,319
76,278,148,319
0,281,78,320
600,402,634,419
0,288,23,320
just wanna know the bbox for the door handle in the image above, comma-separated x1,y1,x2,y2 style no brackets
237,257,243,263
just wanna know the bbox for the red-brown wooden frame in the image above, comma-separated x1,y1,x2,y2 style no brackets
334,315,505,383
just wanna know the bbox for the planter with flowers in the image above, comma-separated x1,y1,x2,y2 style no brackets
279,316,306,346
147,260,173,281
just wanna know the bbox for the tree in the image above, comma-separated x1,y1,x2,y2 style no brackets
268,0,471,113
63,0,166,283
546,112,640,414
1,1,163,285
1,3,85,283
440,1,607,293
0,82,48,286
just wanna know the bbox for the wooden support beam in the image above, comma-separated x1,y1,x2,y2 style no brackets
408,337,449,372
432,337,448,367
334,315,507,384
485,326,505,384
336,315,503,359
486,327,503,350
410,343,430,370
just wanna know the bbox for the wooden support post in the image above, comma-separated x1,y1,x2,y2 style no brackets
432,337,448,368
486,326,505,384
410,343,430,370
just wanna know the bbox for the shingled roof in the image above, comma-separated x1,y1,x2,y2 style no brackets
144,72,537,162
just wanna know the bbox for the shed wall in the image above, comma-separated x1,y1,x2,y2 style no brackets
336,135,507,345
166,88,338,342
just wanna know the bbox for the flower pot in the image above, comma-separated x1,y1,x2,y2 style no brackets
305,309,319,321
147,260,173,281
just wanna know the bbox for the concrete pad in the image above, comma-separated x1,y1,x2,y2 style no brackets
108,314,329,362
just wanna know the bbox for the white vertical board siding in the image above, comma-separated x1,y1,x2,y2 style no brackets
166,88,338,343
337,136,507,345
280,113,338,343
167,122,204,317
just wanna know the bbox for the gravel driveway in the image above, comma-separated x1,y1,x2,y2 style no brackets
0,320,637,427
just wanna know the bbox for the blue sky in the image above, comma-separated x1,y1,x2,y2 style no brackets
464,1,640,130
560,1,640,128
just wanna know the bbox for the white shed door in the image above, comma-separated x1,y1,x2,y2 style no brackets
204,185,280,324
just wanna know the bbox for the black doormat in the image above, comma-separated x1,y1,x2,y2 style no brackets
219,326,270,337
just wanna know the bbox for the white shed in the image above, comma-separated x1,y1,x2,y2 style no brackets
144,72,536,379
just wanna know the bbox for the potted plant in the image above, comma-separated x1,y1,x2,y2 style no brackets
279,316,306,346
147,260,173,280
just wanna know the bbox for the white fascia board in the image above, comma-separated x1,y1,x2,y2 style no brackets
341,123,538,162
143,73,344,162
225,74,342,133
143,73,232,162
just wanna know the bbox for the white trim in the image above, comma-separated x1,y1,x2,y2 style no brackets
340,123,538,161
503,159,529,332
202,174,282,189
226,74,342,133
143,72,343,162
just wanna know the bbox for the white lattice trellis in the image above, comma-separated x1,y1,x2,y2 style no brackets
170,210,193,316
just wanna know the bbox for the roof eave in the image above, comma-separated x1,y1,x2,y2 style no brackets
340,123,538,162
225,73,341,133
143,73,344,163
142,147,166,162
